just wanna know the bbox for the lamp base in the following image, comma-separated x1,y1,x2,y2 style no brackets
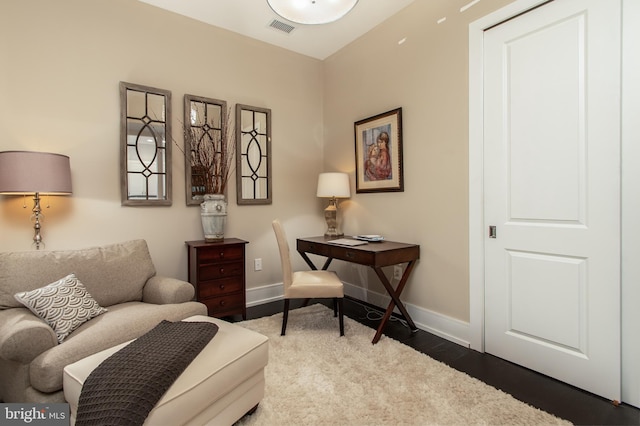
31,192,43,250
324,230,344,238
323,198,343,237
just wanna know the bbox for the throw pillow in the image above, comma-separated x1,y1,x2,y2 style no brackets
14,273,108,343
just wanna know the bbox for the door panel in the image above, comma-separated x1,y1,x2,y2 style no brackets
508,13,584,223
508,250,586,352
483,0,621,400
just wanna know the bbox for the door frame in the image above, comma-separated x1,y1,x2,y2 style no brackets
468,0,550,353
620,0,640,407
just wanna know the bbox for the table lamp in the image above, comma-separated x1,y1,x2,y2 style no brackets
316,172,350,237
0,151,72,249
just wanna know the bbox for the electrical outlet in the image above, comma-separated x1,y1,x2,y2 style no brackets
254,258,262,271
393,265,402,280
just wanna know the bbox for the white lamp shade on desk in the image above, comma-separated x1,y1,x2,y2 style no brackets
0,151,72,195
316,172,350,199
317,172,350,237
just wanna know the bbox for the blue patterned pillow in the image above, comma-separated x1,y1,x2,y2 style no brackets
14,273,107,343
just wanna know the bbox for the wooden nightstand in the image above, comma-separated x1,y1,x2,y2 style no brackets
186,239,248,319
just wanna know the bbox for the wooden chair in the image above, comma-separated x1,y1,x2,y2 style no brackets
272,219,344,336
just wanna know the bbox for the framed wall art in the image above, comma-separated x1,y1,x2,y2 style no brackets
354,107,404,193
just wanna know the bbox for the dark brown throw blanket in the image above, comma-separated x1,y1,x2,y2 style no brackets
76,320,219,426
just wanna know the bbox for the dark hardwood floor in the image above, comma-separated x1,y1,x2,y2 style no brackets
238,297,640,426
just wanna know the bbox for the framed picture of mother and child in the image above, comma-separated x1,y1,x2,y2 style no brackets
354,107,404,193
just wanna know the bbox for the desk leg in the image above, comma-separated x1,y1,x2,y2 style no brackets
298,251,318,270
297,251,334,271
371,260,418,344
321,258,334,270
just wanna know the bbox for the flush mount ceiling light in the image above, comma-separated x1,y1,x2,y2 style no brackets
267,0,359,25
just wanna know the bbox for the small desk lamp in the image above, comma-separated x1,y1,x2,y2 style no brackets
316,172,350,237
0,151,72,249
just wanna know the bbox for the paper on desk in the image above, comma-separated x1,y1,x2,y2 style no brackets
353,235,384,242
327,238,367,246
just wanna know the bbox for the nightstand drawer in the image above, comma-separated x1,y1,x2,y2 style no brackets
186,239,248,320
202,294,244,316
199,261,244,280
198,245,244,263
197,277,243,299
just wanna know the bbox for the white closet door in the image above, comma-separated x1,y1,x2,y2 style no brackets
483,0,621,401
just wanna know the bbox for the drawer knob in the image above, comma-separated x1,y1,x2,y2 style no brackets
219,268,224,273
219,284,225,290
220,300,226,306
219,252,225,258
346,252,354,258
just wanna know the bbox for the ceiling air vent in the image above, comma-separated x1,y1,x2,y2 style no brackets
269,19,296,34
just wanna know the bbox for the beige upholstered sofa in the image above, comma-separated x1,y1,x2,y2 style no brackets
0,239,207,403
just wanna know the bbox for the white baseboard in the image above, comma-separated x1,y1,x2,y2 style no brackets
246,281,471,348
246,282,283,307
341,282,471,348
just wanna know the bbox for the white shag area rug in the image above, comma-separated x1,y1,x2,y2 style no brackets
235,304,571,426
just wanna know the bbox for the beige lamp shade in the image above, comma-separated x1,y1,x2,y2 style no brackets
0,151,72,195
316,172,350,199
317,172,350,237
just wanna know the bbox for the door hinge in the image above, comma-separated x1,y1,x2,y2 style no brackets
489,225,497,238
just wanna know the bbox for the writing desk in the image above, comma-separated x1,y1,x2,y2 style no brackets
296,236,420,344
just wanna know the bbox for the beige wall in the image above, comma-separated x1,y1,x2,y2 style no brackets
0,0,519,324
0,0,326,288
323,0,512,322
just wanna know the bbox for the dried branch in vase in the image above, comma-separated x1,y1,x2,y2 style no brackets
175,107,236,196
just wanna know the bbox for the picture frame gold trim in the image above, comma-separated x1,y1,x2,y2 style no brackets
354,107,404,193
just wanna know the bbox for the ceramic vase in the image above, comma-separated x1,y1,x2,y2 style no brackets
201,194,227,242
